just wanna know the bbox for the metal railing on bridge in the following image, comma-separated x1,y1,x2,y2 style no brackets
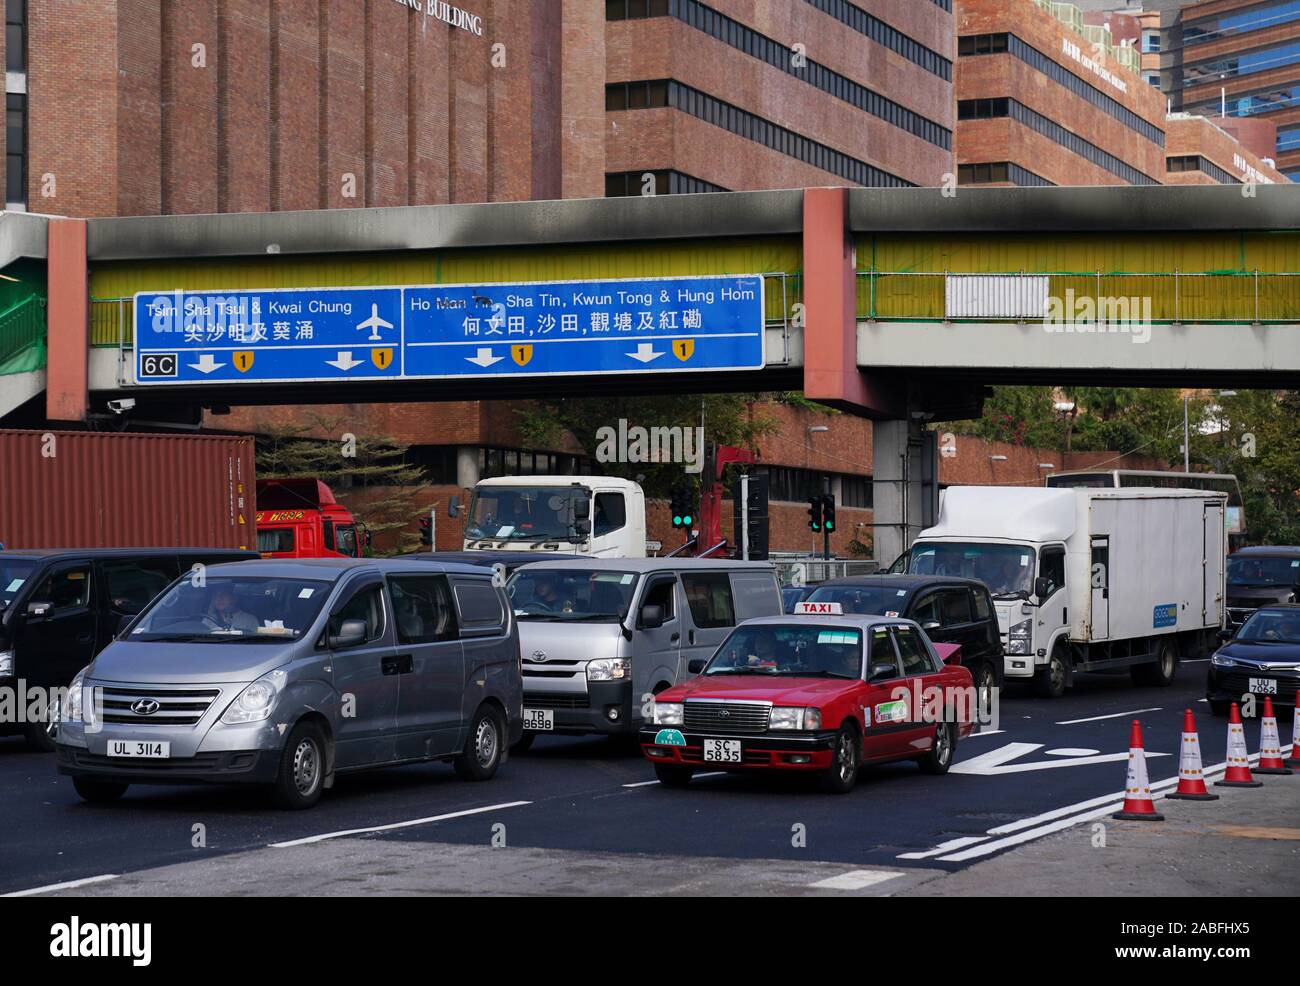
857,270,1300,324
0,295,47,375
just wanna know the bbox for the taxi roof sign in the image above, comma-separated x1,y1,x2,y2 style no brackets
794,601,842,615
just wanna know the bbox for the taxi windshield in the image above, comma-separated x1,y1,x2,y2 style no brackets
704,624,862,679
130,576,331,642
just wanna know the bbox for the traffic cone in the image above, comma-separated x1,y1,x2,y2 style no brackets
1112,719,1164,821
1287,708,1300,770
1214,703,1263,788
1165,709,1219,801
1254,697,1293,775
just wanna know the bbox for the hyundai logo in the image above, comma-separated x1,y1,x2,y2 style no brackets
531,650,548,663
131,699,160,716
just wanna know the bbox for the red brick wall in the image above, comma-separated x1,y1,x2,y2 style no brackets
1165,115,1288,185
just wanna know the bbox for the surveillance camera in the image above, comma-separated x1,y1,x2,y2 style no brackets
106,398,136,414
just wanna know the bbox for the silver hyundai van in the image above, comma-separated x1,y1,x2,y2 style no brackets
506,558,782,747
55,558,522,809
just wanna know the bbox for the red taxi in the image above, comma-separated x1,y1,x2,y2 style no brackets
640,603,976,793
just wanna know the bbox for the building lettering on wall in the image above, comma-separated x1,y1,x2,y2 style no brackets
1061,38,1128,95
1234,153,1274,185
390,0,483,36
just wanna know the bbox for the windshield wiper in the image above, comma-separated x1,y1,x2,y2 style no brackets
991,591,1030,601
771,669,855,679
704,667,776,675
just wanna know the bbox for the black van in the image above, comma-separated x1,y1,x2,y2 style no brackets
0,548,257,750
804,575,1004,706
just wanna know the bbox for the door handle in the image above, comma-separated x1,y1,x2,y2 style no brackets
670,632,680,643
381,656,402,676
393,654,415,674
688,630,696,645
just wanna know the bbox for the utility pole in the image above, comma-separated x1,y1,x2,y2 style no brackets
740,473,750,561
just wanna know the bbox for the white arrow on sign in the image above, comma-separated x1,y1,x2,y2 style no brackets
626,342,664,363
326,351,363,371
189,354,225,374
465,347,504,368
951,741,1169,776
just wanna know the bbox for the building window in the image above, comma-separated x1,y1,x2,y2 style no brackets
1143,71,1160,87
841,475,872,509
605,170,728,196
1141,29,1160,54
801,0,952,81
5,0,24,74
605,0,669,19
6,93,24,207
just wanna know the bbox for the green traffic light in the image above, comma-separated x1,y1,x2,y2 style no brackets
683,515,693,526
825,521,835,531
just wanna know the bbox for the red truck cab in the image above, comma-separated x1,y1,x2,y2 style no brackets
255,478,364,559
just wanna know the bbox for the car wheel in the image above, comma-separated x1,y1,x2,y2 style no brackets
1033,646,1067,699
654,763,693,787
511,732,535,754
1209,700,1230,717
918,720,957,775
271,720,327,810
72,777,129,804
1132,639,1178,687
454,705,505,781
819,725,860,794
973,662,998,717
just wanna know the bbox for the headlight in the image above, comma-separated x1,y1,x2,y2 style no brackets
586,657,630,682
0,650,13,676
653,701,683,725
770,706,820,730
1007,619,1032,655
220,670,285,724
62,667,88,722
1213,652,1235,668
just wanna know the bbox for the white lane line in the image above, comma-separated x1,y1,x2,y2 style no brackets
897,836,989,860
967,729,1005,738
3,873,120,897
1056,707,1162,725
938,801,1122,862
622,771,726,788
269,801,532,848
808,868,904,890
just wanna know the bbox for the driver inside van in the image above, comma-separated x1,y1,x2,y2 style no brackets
531,574,574,614
206,587,259,633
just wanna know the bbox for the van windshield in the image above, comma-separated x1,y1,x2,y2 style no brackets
506,568,636,622
1228,556,1300,587
909,542,1035,598
130,576,331,642
467,487,585,541
0,558,37,612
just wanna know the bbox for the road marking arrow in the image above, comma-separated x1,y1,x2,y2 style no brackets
326,351,363,371
627,342,664,363
465,347,504,368
951,741,1169,776
189,354,225,374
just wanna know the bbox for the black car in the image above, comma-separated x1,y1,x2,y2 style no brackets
781,584,816,613
1225,546,1300,629
0,547,257,750
803,575,1004,703
1207,604,1300,715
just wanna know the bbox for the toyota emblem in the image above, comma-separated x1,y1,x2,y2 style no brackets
131,698,160,716
719,708,730,719
531,650,548,663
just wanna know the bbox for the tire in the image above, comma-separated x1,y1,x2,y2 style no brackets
654,763,693,788
72,777,128,804
819,724,860,794
454,705,505,781
1033,645,1067,699
918,720,957,775
972,662,998,719
511,731,535,754
271,720,327,810
1131,639,1178,687
1209,700,1230,717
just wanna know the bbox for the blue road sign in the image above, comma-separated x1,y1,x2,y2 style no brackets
133,274,765,386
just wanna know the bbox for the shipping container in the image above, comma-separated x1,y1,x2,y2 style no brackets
0,430,255,550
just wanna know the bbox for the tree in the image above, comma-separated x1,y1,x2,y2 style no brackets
1210,391,1300,545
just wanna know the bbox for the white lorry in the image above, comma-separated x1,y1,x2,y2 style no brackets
899,486,1227,697
462,476,649,558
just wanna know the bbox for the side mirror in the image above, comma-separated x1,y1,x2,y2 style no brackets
687,658,707,674
1034,576,1052,601
868,662,896,682
574,498,591,520
572,519,591,539
1217,627,1234,641
921,620,941,632
25,601,51,618
448,495,460,519
639,603,665,630
328,618,368,649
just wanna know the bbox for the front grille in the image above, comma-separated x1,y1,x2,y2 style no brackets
1217,671,1300,702
525,692,589,710
684,700,771,734
97,685,222,726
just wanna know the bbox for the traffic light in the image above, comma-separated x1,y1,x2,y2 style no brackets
807,494,823,532
670,483,696,529
822,494,836,533
418,516,432,547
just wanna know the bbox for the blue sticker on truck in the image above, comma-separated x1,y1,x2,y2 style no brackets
1153,603,1177,628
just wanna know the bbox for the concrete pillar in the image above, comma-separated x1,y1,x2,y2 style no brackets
45,219,89,422
871,419,937,566
455,446,480,489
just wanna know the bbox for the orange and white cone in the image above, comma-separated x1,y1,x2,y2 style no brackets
1287,707,1300,770
1254,696,1293,775
1215,702,1263,788
1112,719,1164,821
1166,708,1219,801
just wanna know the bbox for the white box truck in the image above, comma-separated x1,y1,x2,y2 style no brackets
461,476,649,558
899,486,1227,697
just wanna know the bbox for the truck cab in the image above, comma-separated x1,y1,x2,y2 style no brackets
255,478,364,559
463,476,647,559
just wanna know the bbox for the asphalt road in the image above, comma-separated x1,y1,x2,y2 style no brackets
0,658,1279,896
